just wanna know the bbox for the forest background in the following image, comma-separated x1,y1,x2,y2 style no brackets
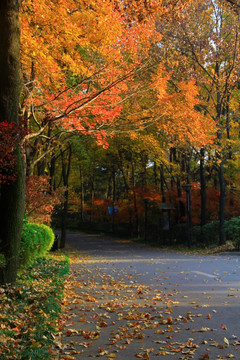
1,0,240,284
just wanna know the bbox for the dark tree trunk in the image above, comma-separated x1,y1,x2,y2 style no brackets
60,146,72,249
49,154,56,192
200,148,207,244
216,63,226,245
0,1,25,284
79,165,84,222
170,148,176,189
140,153,148,186
218,161,226,245
111,167,116,233
153,162,158,186
106,173,113,199
200,148,207,226
160,165,166,202
131,162,139,237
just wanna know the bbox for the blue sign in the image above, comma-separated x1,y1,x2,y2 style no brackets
108,206,118,215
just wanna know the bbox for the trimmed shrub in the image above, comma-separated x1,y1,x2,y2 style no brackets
201,220,219,245
224,217,240,249
20,222,55,269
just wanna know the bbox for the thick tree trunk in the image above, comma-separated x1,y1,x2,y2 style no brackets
0,1,25,284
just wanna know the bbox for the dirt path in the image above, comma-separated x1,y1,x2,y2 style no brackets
53,232,240,360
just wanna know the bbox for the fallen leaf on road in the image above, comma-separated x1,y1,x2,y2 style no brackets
224,337,230,346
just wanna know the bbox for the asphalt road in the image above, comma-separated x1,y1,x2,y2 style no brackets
55,232,240,360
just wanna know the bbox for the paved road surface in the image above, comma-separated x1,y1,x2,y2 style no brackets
55,232,240,360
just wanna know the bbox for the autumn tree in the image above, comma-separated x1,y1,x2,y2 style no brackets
0,0,201,284
153,0,240,244
19,0,161,173
20,0,195,177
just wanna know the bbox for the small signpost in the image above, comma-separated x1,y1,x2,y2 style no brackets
108,206,118,215
108,205,118,233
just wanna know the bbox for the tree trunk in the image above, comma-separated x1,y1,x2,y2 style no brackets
49,154,56,192
60,146,72,248
200,148,207,226
216,62,226,246
79,164,84,222
0,1,25,284
112,167,116,233
218,161,226,245
200,148,207,245
160,165,166,202
131,162,139,237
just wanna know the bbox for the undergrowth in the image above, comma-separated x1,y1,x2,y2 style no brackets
0,255,69,360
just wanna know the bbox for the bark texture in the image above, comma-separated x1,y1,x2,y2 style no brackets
0,1,25,284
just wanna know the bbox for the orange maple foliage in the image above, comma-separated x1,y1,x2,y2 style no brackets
25,176,65,224
20,0,160,139
20,0,193,148
21,0,125,90
151,72,216,148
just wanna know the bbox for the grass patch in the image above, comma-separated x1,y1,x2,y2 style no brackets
0,255,69,360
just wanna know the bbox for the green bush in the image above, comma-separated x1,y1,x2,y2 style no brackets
224,217,240,248
20,221,55,269
201,218,240,249
201,220,219,245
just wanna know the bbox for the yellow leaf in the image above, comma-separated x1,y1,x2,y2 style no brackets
224,337,229,347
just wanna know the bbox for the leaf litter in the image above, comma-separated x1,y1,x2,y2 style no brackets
53,253,240,359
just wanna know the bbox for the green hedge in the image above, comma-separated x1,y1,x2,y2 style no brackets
20,222,55,269
201,217,240,248
224,217,240,248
